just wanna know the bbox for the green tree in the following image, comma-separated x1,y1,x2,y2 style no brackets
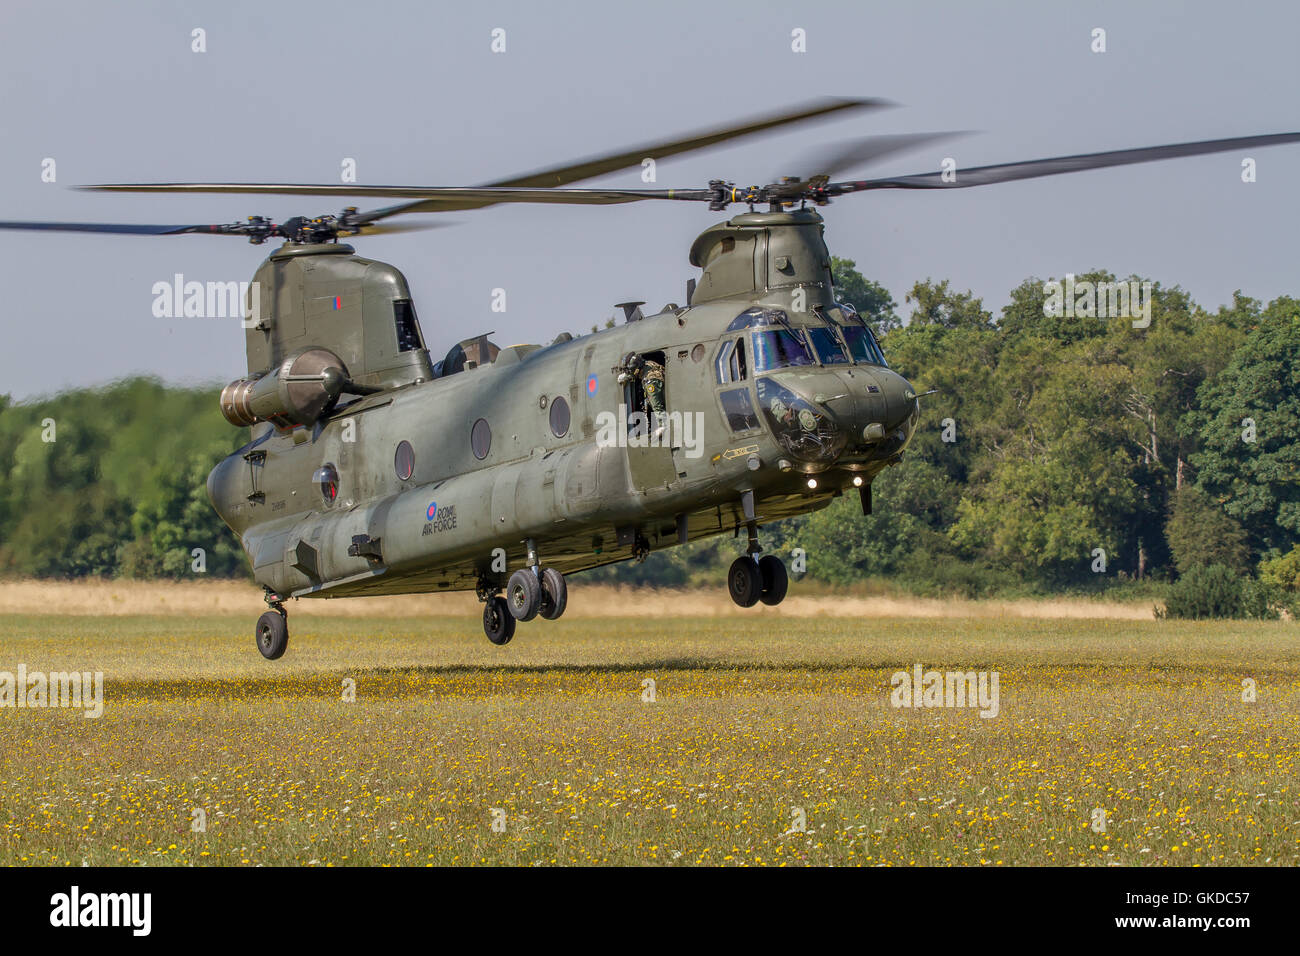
905,279,994,331
1187,301,1300,554
795,459,958,584
0,378,247,578
1163,564,1271,619
1258,545,1300,613
1164,486,1252,575
948,344,1146,579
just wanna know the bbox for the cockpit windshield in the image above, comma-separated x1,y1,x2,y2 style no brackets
805,326,849,365
828,304,888,366
727,307,790,332
840,326,887,365
751,328,815,371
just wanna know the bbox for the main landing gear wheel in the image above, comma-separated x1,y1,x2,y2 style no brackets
507,568,541,622
727,556,762,608
483,595,516,645
538,567,568,621
256,608,288,660
758,555,789,606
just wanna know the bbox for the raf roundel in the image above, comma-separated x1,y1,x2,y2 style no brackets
426,501,438,521
586,374,598,396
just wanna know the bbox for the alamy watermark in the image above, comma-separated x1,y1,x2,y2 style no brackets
1043,274,1152,328
0,665,103,718
595,404,706,458
49,886,150,936
890,663,999,718
151,275,262,326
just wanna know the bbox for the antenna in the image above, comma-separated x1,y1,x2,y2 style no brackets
614,301,646,323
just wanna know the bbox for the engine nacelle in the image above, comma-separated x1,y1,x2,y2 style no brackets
220,347,348,428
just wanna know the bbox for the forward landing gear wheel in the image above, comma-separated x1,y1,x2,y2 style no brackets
506,568,541,621
758,555,789,606
483,595,516,645
727,556,762,608
538,567,568,620
256,609,288,660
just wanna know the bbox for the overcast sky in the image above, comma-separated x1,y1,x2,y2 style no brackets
2,0,1297,400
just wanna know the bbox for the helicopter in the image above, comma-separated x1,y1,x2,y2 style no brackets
3,99,1298,659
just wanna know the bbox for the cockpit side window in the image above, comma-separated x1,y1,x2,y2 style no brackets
730,338,747,381
714,340,735,384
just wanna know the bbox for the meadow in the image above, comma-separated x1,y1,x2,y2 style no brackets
0,581,1295,866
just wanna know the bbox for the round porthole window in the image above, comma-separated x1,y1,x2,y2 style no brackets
394,440,414,480
314,463,339,505
549,396,570,437
471,418,492,460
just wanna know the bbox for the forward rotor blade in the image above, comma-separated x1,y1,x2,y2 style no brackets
776,130,968,182
832,131,1300,192
489,97,889,188
83,98,887,221
353,220,451,236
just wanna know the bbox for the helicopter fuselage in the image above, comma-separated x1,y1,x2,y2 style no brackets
207,298,918,600
205,208,919,601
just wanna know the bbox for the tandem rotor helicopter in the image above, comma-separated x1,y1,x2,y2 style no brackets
4,99,1298,658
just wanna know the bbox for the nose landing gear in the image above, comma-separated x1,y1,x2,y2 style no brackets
727,554,789,607
727,556,762,607
725,491,790,608
757,553,789,606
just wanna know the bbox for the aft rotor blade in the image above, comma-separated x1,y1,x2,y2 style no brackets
79,186,720,217
82,184,668,202
0,220,249,236
831,131,1300,192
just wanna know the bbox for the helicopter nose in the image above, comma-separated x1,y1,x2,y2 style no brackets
759,367,918,467
827,366,919,456
827,367,914,429
877,368,919,430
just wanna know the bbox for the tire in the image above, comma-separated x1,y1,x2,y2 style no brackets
506,568,541,622
539,567,568,620
483,595,516,645
758,555,789,606
255,609,288,660
727,556,762,608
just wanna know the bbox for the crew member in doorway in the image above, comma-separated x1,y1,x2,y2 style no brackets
618,352,667,438
641,356,666,434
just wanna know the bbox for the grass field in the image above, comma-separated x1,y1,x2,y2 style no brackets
0,582,1296,866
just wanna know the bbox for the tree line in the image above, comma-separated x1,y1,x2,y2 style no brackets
0,380,247,578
